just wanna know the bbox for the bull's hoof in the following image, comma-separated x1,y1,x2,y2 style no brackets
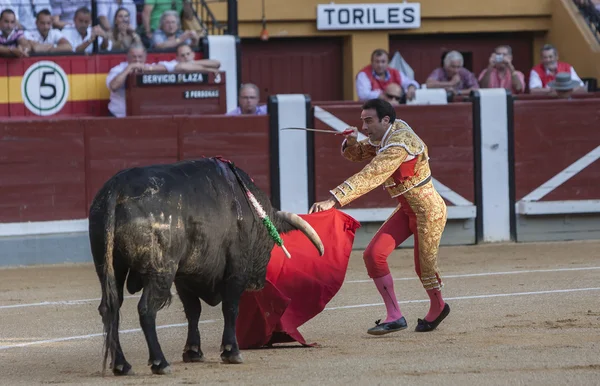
150,364,172,375
183,350,205,363
220,351,244,364
149,360,172,375
112,362,134,376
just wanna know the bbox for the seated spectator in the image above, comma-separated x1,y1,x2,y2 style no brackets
548,72,580,99
181,1,205,37
378,83,402,106
11,0,37,32
529,44,586,93
157,43,220,73
106,43,165,117
143,0,184,43
226,83,267,115
107,7,141,52
151,10,198,50
425,50,479,95
62,6,111,53
0,9,30,57
50,0,90,29
478,45,525,94
25,9,72,53
356,48,419,102
98,0,137,32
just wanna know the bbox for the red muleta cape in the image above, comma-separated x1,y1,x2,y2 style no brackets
236,208,360,349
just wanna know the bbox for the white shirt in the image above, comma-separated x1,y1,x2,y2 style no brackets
9,0,37,31
158,59,178,72
355,69,419,101
62,26,112,53
97,0,137,30
106,61,129,117
50,0,90,23
528,65,584,89
25,28,66,45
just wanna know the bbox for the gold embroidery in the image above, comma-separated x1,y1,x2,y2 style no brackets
402,181,447,290
341,137,377,162
331,145,408,206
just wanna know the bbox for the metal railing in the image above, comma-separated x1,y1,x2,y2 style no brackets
191,0,227,35
573,0,600,43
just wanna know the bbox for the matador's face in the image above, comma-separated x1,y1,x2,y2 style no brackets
360,108,390,142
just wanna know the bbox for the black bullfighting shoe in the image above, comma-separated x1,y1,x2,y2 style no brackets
415,303,450,332
367,316,408,336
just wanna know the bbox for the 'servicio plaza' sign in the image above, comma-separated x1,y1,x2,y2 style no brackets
317,3,421,30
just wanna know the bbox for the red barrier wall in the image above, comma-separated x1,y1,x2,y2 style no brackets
0,53,195,118
513,98,600,201
0,115,269,223
312,103,474,208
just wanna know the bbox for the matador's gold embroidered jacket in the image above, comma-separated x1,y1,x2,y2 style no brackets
330,119,432,207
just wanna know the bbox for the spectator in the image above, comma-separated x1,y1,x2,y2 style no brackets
25,9,72,52
98,0,137,32
356,48,419,102
106,43,164,117
11,0,37,32
425,50,479,95
50,0,90,29
181,0,204,37
226,83,267,115
378,83,402,106
107,7,141,52
529,44,586,94
62,6,111,53
478,45,525,94
151,10,198,50
0,9,30,57
548,72,580,99
157,43,220,72
143,0,184,42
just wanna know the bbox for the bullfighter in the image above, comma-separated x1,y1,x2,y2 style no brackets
309,98,450,335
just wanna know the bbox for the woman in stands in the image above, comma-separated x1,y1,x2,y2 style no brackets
107,7,141,52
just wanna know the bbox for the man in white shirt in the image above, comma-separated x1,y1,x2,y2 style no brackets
62,6,111,53
156,43,221,73
50,0,89,29
106,43,164,117
25,9,72,52
528,44,586,94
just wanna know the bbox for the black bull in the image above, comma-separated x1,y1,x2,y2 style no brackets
89,158,324,376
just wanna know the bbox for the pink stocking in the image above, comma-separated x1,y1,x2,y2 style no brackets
374,273,403,323
425,288,445,322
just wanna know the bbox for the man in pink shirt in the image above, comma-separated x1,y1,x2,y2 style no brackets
478,45,525,94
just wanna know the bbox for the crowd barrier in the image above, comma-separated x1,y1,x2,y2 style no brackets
0,90,599,265
0,35,241,118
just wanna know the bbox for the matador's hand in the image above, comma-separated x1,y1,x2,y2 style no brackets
309,197,339,214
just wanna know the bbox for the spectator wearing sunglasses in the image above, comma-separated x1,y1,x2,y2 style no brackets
379,83,403,105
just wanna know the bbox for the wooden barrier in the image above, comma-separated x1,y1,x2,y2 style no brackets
126,71,227,116
0,115,269,223
513,98,600,213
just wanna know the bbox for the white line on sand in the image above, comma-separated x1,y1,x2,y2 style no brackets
1,287,599,351
3,266,599,311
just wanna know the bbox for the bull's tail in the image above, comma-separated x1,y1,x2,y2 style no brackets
100,188,119,376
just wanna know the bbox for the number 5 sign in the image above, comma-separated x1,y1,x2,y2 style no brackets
21,61,70,116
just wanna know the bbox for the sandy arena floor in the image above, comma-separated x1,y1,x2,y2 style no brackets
1,240,599,385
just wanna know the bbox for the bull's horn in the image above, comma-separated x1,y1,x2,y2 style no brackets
276,211,325,256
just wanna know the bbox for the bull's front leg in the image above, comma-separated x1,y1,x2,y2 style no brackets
220,283,244,364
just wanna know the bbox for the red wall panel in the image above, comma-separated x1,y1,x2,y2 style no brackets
514,99,600,201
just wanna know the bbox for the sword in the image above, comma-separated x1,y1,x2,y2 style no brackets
281,127,353,135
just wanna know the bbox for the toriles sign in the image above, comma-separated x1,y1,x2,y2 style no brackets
316,3,421,30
